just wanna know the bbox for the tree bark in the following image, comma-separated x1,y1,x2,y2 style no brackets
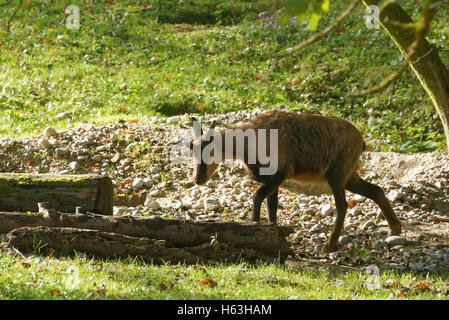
7,226,202,265
0,211,294,260
7,226,278,264
363,0,449,151
0,173,113,215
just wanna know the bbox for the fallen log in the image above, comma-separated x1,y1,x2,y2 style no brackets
7,226,200,264
7,226,274,264
0,211,294,260
0,173,113,214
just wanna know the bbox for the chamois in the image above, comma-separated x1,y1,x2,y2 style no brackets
189,111,402,252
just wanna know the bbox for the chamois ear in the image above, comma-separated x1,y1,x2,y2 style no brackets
210,120,216,129
191,117,203,136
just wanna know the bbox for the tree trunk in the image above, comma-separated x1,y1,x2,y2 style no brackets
0,173,113,215
0,211,294,260
363,0,449,151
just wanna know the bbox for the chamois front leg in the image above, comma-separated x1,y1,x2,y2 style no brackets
266,189,278,224
251,173,284,224
323,186,348,253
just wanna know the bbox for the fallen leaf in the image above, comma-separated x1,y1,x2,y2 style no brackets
200,278,218,287
348,199,358,208
417,280,430,292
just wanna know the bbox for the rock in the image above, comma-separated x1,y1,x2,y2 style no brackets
385,236,407,246
423,263,437,272
121,158,132,167
37,138,50,149
373,240,388,250
313,244,325,254
149,189,160,197
310,224,325,233
150,166,161,174
303,208,315,215
204,198,221,211
241,179,252,187
132,178,144,189
44,127,58,138
329,251,345,259
321,204,334,216
311,235,324,244
387,189,402,202
361,219,376,230
144,198,160,210
338,235,352,245
111,152,120,163
92,154,103,161
171,201,182,210
55,148,68,156
96,145,108,152
193,199,204,209
377,220,389,227
69,161,79,170
113,206,128,216
409,262,425,271
443,254,449,263
143,178,153,187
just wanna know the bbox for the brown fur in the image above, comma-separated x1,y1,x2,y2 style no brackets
233,111,364,185
190,111,402,253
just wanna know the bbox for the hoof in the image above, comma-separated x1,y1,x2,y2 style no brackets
388,223,402,236
322,242,338,253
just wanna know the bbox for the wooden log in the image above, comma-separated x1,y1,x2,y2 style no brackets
0,211,294,260
7,226,201,265
7,226,278,264
0,173,113,215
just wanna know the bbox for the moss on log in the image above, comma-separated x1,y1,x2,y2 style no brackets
0,173,113,214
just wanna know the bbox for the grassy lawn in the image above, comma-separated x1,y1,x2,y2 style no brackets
0,250,448,300
0,0,448,152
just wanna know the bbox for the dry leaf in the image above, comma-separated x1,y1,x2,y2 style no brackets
200,278,218,287
348,199,358,208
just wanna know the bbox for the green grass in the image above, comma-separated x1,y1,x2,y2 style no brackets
1,0,449,300
0,251,448,300
0,0,448,152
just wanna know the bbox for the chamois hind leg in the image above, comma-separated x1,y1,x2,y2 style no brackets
251,173,285,224
345,173,402,236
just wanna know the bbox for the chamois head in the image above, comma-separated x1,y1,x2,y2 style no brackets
189,118,220,185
